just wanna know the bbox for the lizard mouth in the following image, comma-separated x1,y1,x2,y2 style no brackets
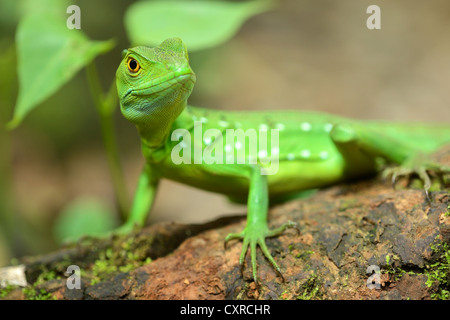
123,72,195,100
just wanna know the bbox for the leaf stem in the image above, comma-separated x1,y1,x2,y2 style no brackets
85,61,129,221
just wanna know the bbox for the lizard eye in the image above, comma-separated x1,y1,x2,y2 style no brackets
127,58,140,73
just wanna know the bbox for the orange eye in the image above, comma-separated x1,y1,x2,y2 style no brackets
127,58,140,73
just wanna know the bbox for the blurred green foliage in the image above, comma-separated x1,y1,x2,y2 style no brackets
0,0,274,263
53,197,118,244
10,0,274,128
0,41,15,266
125,0,273,51
9,13,114,129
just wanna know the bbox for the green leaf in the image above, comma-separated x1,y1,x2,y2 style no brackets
124,0,274,51
8,13,115,129
53,197,119,244
18,0,70,18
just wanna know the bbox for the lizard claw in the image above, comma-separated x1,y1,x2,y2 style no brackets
383,166,412,190
224,221,298,283
382,154,449,201
224,232,244,250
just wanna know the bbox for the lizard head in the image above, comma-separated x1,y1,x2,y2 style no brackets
116,37,196,127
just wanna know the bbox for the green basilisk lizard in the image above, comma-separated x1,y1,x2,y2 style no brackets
116,38,450,283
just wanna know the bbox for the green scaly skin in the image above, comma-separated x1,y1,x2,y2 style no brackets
116,38,450,283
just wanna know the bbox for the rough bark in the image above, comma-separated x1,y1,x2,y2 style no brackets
3,147,449,300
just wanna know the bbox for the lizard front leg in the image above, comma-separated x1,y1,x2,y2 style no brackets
203,163,297,283
116,164,160,234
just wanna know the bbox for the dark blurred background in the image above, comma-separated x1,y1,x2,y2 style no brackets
0,0,449,266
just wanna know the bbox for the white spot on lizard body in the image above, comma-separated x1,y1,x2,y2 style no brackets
218,120,229,127
204,137,212,145
300,122,312,131
324,123,333,132
319,150,329,160
300,149,311,158
258,150,267,158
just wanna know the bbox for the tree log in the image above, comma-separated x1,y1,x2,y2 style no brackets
3,147,449,300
